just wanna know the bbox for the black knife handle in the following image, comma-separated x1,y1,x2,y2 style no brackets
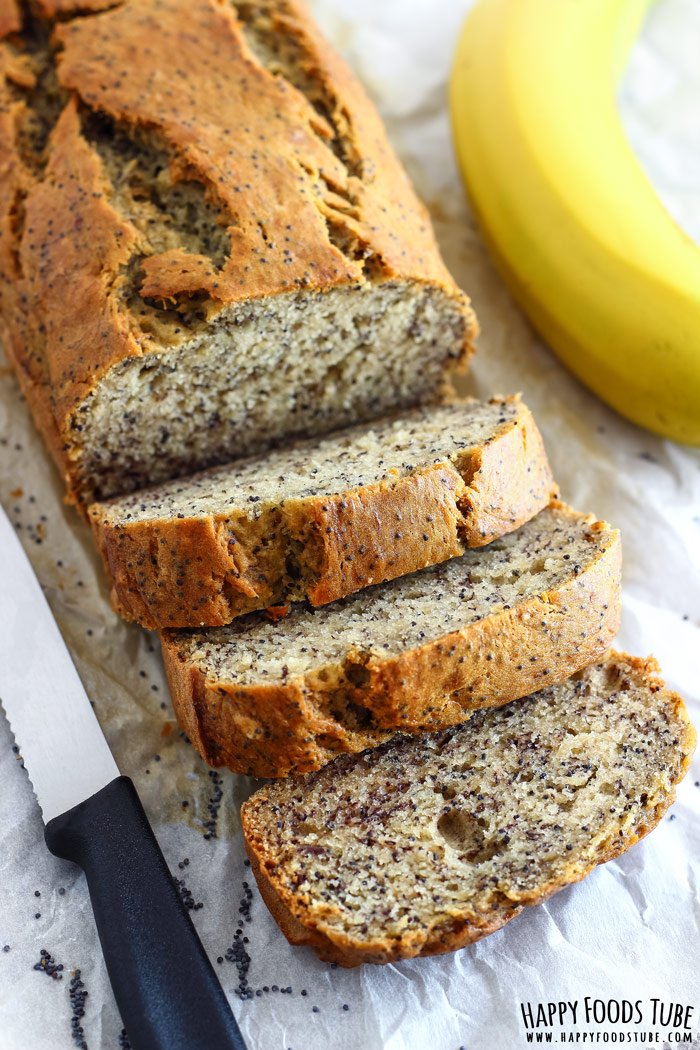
45,776,247,1050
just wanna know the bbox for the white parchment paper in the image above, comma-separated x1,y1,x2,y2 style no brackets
1,2,699,1048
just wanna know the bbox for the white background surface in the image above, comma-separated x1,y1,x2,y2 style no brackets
0,1,699,1048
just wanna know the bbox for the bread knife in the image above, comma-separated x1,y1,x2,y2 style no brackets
0,506,248,1050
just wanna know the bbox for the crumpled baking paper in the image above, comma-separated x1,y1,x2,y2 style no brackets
1,1,699,1048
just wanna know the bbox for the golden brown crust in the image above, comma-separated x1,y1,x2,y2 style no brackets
244,841,523,966
0,37,75,485
161,503,622,777
35,0,118,14
89,396,555,628
16,97,141,494
0,0,476,507
167,646,395,777
0,0,20,39
242,652,697,965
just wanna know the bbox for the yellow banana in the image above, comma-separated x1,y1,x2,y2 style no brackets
450,0,700,445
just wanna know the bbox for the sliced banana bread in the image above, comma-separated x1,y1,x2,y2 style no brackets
89,395,554,629
0,1,475,509
162,502,621,777
242,652,696,966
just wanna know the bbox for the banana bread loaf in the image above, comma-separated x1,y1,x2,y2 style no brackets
162,502,621,777
242,652,696,965
89,395,555,628
0,0,476,508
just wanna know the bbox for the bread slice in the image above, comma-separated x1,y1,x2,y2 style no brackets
242,652,696,966
88,395,555,629
0,1,475,509
161,502,621,777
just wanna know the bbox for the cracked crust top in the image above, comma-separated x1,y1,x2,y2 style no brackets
0,0,475,505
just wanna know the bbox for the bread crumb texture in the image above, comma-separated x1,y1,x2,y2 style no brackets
89,395,555,627
0,0,476,507
242,652,696,965
161,502,622,776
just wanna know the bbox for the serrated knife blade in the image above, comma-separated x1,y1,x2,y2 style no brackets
0,504,247,1050
0,505,119,822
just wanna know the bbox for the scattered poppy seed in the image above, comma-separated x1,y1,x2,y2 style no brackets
68,969,88,1049
223,876,254,998
203,770,223,839
33,949,63,980
173,877,203,911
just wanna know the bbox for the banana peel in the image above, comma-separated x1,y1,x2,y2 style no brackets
450,0,700,445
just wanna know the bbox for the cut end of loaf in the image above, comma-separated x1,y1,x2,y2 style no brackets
242,653,696,966
69,279,473,503
1,1,477,509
